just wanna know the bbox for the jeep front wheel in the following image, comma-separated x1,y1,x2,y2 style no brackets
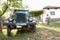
27,25,36,32
7,25,11,36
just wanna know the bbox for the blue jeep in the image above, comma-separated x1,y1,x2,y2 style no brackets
4,10,36,36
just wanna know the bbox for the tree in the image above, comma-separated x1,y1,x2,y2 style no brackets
0,0,27,16
0,0,27,31
29,10,43,17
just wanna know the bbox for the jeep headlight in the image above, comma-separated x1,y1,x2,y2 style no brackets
29,18,33,22
8,17,13,22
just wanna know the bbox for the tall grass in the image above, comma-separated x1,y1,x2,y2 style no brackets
0,21,60,40
0,32,8,40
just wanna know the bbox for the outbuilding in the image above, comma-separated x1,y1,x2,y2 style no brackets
41,6,60,24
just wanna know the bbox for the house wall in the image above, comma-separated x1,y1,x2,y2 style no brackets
45,9,60,18
42,9,60,24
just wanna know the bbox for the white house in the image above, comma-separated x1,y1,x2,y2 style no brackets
41,6,60,24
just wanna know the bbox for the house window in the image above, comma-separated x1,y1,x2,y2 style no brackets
50,11,55,15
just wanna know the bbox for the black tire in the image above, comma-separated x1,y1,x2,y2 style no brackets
27,25,36,32
7,25,11,36
21,26,27,32
32,25,36,32
12,24,16,29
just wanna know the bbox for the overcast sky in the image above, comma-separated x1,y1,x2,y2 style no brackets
1,0,60,11
23,0,60,11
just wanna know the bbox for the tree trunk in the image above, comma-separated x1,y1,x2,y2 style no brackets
0,15,2,31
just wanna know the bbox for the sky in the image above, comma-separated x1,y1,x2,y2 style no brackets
1,0,60,11
23,0,60,11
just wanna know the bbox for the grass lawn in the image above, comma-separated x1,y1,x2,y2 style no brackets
0,21,60,40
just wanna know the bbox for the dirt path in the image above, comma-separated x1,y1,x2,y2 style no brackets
27,28,60,40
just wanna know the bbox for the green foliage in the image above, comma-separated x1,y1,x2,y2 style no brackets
8,0,11,3
0,11,2,15
12,1,20,7
11,1,23,9
0,3,8,15
8,0,23,9
2,3,8,15
29,10,43,17
0,0,27,16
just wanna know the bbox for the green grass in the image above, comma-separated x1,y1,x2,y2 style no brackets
0,21,60,40
37,21,60,32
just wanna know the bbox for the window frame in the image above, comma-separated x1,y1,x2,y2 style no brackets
50,11,55,15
